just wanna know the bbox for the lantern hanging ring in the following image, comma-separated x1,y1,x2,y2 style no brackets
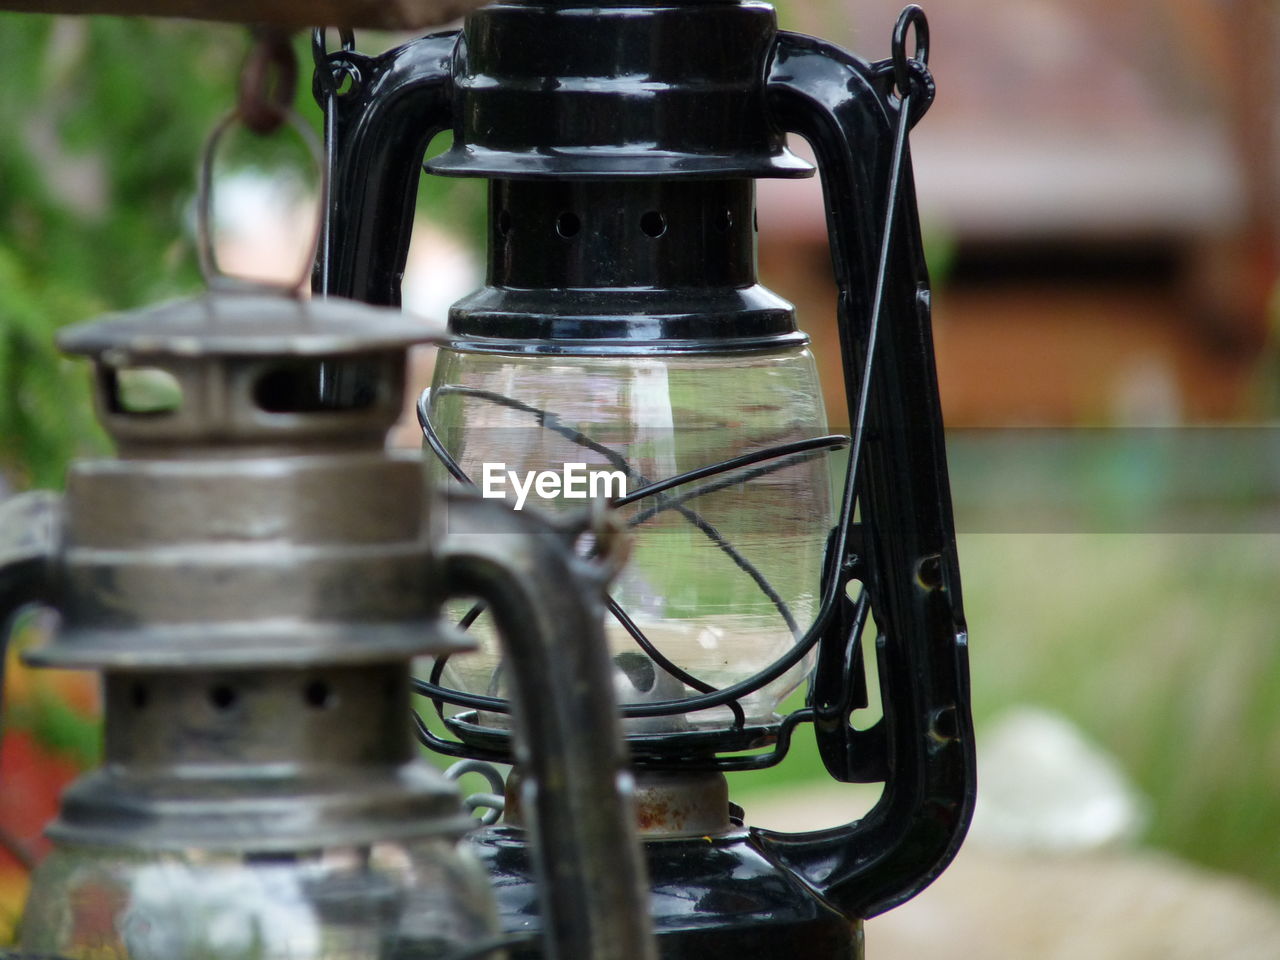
195,105,326,295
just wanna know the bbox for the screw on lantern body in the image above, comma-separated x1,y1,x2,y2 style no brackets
317,2,975,956
0,276,656,957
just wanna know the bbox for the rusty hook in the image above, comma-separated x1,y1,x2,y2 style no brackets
238,27,298,135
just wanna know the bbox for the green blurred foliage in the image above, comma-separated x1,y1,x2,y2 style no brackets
0,15,245,488
960,532,1280,894
0,17,482,492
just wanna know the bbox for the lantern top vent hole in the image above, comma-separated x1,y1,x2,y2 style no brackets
59,290,444,451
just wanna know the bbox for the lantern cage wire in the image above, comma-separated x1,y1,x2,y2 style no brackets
414,389,861,771
408,5,932,773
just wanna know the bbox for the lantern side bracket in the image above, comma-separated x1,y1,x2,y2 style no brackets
313,31,459,307
753,15,974,920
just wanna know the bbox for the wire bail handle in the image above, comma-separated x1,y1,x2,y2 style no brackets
195,30,328,296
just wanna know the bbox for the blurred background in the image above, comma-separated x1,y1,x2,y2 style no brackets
0,1,1278,956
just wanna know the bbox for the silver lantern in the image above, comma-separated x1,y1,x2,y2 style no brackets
0,281,655,960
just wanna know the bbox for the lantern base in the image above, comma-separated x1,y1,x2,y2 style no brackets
469,826,862,959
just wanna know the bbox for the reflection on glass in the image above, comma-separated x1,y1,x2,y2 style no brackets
21,839,495,959
428,345,835,732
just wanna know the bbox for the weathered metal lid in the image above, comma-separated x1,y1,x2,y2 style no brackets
58,287,445,450
58,287,446,360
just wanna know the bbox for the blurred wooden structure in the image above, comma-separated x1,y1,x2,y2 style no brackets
762,0,1279,425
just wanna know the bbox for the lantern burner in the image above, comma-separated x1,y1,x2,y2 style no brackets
505,770,735,839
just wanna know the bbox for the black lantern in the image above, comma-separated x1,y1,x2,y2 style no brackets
317,3,975,955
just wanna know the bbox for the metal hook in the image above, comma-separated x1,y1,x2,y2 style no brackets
313,25,356,59
238,28,298,136
312,26,358,97
891,5,930,101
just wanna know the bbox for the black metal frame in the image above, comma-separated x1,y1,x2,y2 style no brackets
315,0,974,925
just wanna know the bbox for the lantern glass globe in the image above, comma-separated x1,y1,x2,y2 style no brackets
21,838,497,959
427,343,836,734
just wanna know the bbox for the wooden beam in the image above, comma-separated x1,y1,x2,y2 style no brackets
0,0,487,30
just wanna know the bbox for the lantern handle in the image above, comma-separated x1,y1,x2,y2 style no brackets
437,489,656,960
759,14,975,921
310,30,458,304
195,106,326,296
